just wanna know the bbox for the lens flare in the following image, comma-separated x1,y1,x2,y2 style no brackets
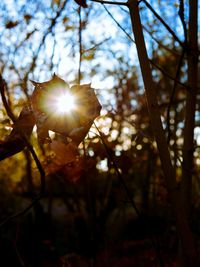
55,92,76,113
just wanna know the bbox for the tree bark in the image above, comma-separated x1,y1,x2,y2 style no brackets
182,0,198,217
128,1,198,266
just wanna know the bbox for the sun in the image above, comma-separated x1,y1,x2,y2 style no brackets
55,92,76,113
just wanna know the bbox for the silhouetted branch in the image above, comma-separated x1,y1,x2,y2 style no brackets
166,50,185,144
84,37,111,52
94,122,166,267
119,5,182,57
0,74,45,226
178,0,187,43
78,7,82,85
98,3,187,88
128,0,197,265
142,24,181,56
94,122,141,216
92,0,128,6
0,77,16,122
140,0,183,47
150,59,187,88
102,3,134,42
14,223,27,267
23,0,68,85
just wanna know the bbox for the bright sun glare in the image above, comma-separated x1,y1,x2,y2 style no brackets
55,92,76,113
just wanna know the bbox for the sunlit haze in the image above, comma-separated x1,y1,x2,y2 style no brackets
55,92,76,114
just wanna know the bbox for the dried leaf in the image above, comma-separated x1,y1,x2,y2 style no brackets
62,16,69,24
43,140,83,182
0,75,101,161
50,140,78,165
5,21,19,29
30,76,101,145
24,14,32,23
83,52,95,61
65,25,75,31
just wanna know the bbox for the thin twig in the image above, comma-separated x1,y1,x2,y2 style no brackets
166,50,185,143
166,2,188,143
24,0,68,84
102,4,134,42
14,223,26,267
178,0,187,43
84,37,111,52
150,59,187,88
78,7,82,85
99,3,187,88
77,7,87,155
91,0,128,6
94,122,141,216
0,78,16,122
140,0,183,47
120,5,182,57
142,24,181,56
94,122,165,267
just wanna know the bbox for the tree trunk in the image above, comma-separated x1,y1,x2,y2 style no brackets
128,1,198,266
182,0,198,217
179,2,198,266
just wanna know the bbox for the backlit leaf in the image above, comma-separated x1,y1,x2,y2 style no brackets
43,140,84,182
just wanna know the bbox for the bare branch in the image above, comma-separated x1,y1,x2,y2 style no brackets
94,122,141,216
91,0,128,6
140,0,183,47
142,25,181,56
78,7,82,85
0,74,45,226
128,1,197,265
178,0,187,42
150,59,187,88
84,37,111,52
166,50,185,144
102,4,134,42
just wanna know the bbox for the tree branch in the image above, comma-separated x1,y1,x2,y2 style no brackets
128,0,197,265
0,74,45,226
140,0,183,47
91,0,128,6
102,3,134,42
166,50,185,144
78,7,82,85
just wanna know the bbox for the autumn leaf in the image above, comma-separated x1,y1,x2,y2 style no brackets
5,21,19,29
30,75,101,145
62,16,69,24
83,52,95,61
43,140,84,182
0,75,101,161
50,140,79,165
0,104,36,161
24,14,32,23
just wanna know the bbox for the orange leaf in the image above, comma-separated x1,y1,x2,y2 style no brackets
50,140,78,165
43,140,84,182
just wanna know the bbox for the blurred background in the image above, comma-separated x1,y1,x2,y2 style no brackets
0,0,199,266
